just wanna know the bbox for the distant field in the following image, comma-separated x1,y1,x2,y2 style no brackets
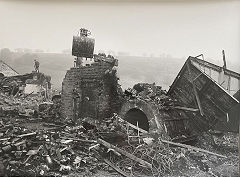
3,51,238,91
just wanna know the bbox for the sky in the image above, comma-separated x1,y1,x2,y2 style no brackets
0,0,240,66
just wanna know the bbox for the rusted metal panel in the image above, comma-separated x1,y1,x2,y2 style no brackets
167,57,239,132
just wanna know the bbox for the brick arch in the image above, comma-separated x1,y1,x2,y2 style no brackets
0,73,4,77
124,108,149,131
119,99,165,134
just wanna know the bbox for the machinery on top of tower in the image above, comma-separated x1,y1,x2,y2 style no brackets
72,28,95,59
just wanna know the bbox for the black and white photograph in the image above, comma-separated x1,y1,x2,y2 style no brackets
0,0,239,176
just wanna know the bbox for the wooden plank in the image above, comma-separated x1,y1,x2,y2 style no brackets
0,132,37,141
173,106,199,112
98,138,152,168
91,148,129,177
164,118,189,121
17,132,37,138
192,73,203,82
207,97,227,115
186,61,204,116
154,115,162,130
60,137,97,143
191,57,221,73
0,137,10,141
161,139,227,158
103,158,129,177
119,117,148,134
198,80,211,96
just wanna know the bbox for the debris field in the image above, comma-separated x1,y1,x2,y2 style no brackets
0,28,239,177
0,85,238,177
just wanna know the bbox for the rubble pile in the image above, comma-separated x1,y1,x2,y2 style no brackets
0,122,97,176
0,91,61,122
0,83,237,176
39,101,62,121
124,83,177,108
0,92,42,118
0,74,31,96
1,107,236,177
104,137,176,176
0,112,178,177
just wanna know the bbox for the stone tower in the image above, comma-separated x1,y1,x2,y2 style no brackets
62,55,121,121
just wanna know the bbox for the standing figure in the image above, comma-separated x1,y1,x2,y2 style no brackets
34,59,40,73
76,57,82,67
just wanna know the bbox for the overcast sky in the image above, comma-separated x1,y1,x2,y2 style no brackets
0,0,240,66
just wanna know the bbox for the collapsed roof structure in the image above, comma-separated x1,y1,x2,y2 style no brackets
168,56,240,132
0,60,19,77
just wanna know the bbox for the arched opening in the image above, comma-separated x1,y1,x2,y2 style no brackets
0,73,4,78
124,108,149,131
52,94,61,103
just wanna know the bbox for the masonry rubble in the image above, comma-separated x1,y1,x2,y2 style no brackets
0,72,51,99
0,56,238,177
0,71,54,119
0,29,239,176
0,76,237,177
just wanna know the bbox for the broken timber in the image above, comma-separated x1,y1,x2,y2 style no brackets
119,117,148,134
173,106,199,112
102,158,129,177
98,138,152,168
161,139,227,158
60,137,97,143
167,56,239,132
0,132,37,141
186,60,204,116
91,148,129,177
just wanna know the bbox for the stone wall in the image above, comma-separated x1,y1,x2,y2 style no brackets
62,59,121,121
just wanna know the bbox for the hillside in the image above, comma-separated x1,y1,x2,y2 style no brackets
117,55,185,90
1,52,73,89
4,51,238,91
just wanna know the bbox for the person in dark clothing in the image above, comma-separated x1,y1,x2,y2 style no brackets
34,59,40,73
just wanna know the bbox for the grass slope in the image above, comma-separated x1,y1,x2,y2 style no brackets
2,52,190,90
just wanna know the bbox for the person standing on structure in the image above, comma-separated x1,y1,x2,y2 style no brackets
34,59,40,73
